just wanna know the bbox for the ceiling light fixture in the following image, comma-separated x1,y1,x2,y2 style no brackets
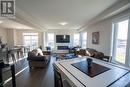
59,22,68,26
0,21,3,24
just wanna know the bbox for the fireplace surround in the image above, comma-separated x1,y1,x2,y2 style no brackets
57,46,69,50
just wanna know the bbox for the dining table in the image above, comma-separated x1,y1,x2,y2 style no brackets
54,56,130,87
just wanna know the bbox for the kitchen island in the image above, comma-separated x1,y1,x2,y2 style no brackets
54,56,130,87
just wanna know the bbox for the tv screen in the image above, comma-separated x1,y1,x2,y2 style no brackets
56,35,70,43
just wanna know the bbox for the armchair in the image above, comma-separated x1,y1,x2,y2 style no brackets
27,49,51,68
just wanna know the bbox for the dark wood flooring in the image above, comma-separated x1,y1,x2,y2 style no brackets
3,56,56,87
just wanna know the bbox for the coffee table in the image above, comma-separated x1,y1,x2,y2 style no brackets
55,53,77,60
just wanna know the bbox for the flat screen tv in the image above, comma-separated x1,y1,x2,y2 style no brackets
56,35,70,43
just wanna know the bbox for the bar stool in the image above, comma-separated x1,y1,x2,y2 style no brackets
8,50,16,63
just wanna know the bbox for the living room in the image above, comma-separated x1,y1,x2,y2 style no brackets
0,0,130,87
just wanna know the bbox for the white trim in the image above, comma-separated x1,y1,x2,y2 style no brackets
112,22,118,62
127,18,130,67
15,6,47,31
112,12,130,23
110,23,114,56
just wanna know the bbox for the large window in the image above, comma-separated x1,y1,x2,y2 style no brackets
47,33,54,49
73,33,80,47
113,19,130,66
23,33,38,50
81,32,87,48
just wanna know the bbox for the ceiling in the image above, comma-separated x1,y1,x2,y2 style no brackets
16,0,119,30
0,19,33,29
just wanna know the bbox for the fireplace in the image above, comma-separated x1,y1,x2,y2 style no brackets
57,46,69,50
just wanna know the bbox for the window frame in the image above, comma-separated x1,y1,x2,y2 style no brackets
112,17,130,67
23,33,38,50
73,33,80,47
46,33,55,50
81,32,87,48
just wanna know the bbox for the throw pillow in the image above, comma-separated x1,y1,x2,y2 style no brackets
37,48,44,56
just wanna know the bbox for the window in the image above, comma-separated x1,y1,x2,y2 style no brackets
112,19,130,66
81,32,87,48
47,33,54,49
73,33,80,47
23,33,38,50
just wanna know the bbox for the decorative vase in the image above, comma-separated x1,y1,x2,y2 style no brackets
87,58,93,68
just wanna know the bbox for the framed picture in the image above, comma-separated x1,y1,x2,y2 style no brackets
92,31,99,44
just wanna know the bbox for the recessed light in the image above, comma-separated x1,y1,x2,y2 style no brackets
59,22,68,26
0,21,3,24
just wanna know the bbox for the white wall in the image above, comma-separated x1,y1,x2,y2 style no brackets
0,28,7,43
45,29,78,50
83,9,130,56
7,29,18,47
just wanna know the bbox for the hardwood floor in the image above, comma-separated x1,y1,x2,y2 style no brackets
3,56,55,87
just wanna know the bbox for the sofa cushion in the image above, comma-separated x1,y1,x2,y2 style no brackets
86,50,91,56
86,48,97,56
28,51,37,57
93,52,104,59
78,49,86,56
28,49,44,57
37,48,44,56
27,56,46,61
77,49,91,56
